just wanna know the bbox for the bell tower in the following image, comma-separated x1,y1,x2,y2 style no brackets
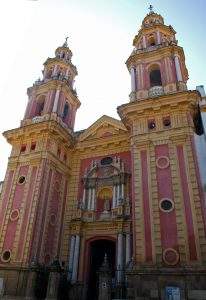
0,39,80,294
118,7,206,294
128,5,188,102
23,37,80,130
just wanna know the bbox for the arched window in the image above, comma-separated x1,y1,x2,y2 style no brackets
46,69,52,79
35,95,45,116
148,36,156,46
62,102,69,120
149,67,162,87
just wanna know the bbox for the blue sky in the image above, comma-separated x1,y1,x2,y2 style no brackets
0,0,205,180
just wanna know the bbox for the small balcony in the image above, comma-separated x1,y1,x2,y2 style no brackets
148,85,164,98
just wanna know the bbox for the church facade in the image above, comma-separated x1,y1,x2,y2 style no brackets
0,8,206,300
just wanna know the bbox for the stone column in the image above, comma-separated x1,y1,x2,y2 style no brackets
71,235,80,283
157,30,161,44
52,89,60,113
112,185,116,208
130,67,136,92
174,55,183,82
121,183,124,200
117,233,123,284
68,235,76,280
117,185,120,206
91,188,95,210
125,233,131,266
82,188,86,209
142,36,147,48
87,188,92,210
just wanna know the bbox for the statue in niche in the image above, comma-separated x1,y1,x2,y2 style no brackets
99,198,111,220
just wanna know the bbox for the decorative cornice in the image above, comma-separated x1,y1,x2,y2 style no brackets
126,44,185,69
118,90,200,123
3,119,75,147
44,57,77,76
133,23,176,46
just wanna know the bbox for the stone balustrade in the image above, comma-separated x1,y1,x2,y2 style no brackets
21,113,73,135
149,85,164,98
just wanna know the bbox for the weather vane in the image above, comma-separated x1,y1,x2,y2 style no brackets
148,4,154,13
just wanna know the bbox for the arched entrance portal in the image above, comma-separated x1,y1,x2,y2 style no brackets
87,239,116,300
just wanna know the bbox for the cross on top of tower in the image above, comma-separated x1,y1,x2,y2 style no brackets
63,36,69,47
148,4,154,14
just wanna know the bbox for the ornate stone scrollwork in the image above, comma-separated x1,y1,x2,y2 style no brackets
79,156,131,221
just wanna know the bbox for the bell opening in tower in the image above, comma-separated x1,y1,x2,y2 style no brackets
86,239,116,300
149,68,162,87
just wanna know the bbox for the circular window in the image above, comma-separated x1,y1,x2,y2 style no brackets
163,248,179,266
100,157,113,166
156,156,170,169
159,198,174,212
1,250,11,262
163,118,171,127
18,176,26,184
148,120,156,130
10,209,20,221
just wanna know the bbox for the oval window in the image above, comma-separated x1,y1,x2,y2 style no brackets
160,199,174,212
18,176,26,184
100,157,113,166
1,250,11,262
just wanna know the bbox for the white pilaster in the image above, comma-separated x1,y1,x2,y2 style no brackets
117,233,123,284
43,68,47,79
91,188,95,210
52,89,60,113
174,55,183,82
68,235,75,280
112,185,116,208
157,31,161,44
71,235,80,283
24,95,32,119
125,234,131,266
66,68,69,77
142,36,147,48
140,64,144,89
53,65,58,76
131,66,136,92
